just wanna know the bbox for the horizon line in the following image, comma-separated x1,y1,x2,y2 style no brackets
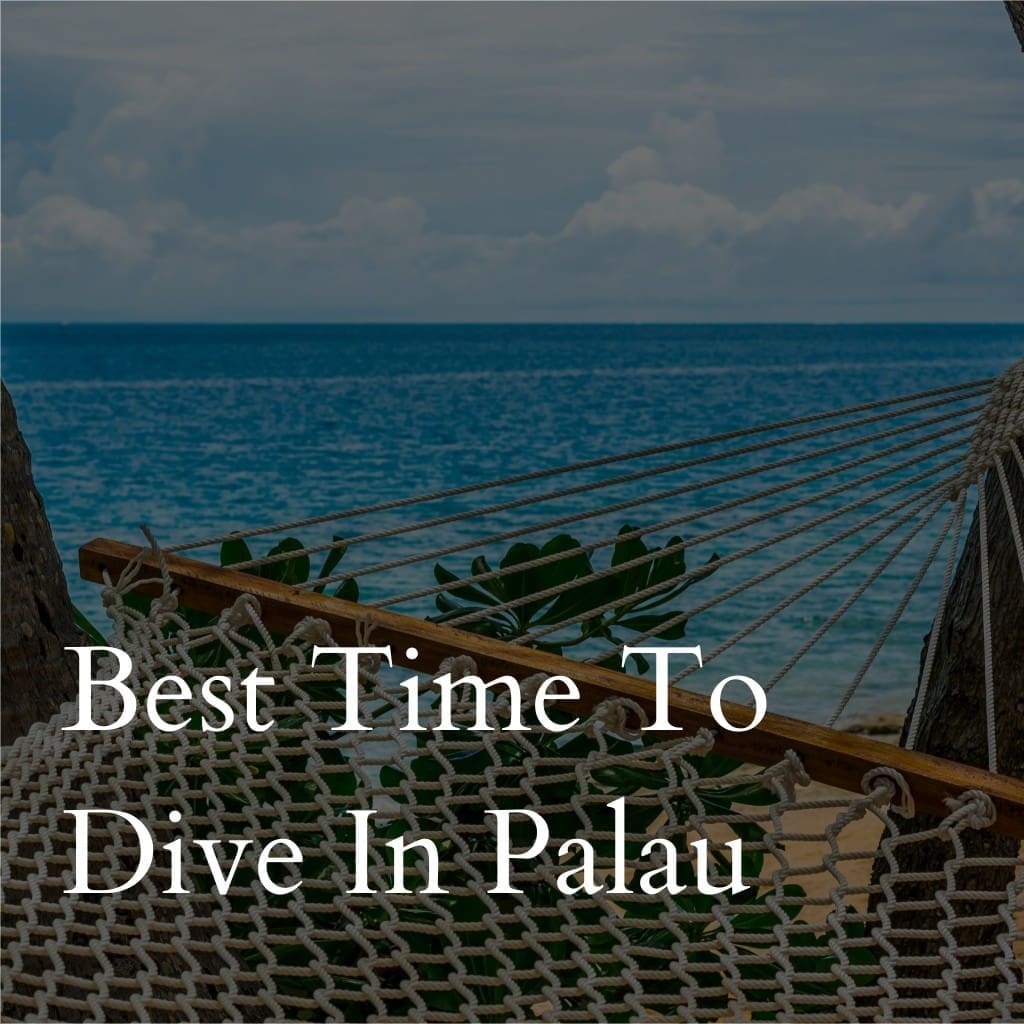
5,319,1023,328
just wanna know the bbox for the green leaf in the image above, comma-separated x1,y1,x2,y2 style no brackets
706,779,780,807
312,536,348,593
122,591,153,616
648,538,687,587
614,650,650,675
591,763,669,792
471,554,506,602
609,525,650,596
72,604,106,644
259,538,310,586
220,536,253,568
432,558,502,607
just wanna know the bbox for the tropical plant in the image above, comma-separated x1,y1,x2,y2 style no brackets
429,525,719,672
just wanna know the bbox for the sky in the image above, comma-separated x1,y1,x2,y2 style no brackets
2,2,1022,322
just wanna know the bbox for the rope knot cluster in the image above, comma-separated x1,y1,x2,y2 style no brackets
224,594,262,630
437,654,478,680
960,357,1024,486
943,789,997,831
519,672,548,703
150,591,179,617
687,727,717,757
583,697,649,739
764,749,811,801
862,766,915,818
293,615,332,645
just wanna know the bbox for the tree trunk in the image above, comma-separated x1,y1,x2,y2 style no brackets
1,382,81,744
902,448,1024,784
1006,1,1024,52
871,443,1024,1008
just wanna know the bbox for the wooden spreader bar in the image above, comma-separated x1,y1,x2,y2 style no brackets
81,537,1024,839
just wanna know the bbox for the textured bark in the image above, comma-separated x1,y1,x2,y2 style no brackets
1006,1,1024,51
1,382,80,744
872,446,1024,1002
904,448,1024,786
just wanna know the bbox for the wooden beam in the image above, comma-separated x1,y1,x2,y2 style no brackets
80,537,1024,839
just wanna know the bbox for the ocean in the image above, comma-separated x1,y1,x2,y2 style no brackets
4,323,1021,721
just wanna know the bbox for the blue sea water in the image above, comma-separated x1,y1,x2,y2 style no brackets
4,323,1021,721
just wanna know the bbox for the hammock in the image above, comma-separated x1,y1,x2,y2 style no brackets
3,359,1023,1022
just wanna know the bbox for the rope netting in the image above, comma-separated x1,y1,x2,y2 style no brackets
3,359,1023,1021
3,586,1022,1022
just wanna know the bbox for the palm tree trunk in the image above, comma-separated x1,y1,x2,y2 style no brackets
1006,1,1024,51
870,445,1023,1008
1,382,81,744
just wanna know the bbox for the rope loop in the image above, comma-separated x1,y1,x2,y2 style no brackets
293,615,333,646
519,673,548,704
764,749,811,801
136,525,179,616
942,789,997,832
221,593,261,630
437,654,478,680
353,619,375,647
140,525,173,590
862,766,915,818
352,619,383,672
583,697,649,740
686,727,717,758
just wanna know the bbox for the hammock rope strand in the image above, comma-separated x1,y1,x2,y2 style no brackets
168,377,990,556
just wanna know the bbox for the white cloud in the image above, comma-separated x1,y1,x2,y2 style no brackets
561,177,938,249
759,185,929,239
4,175,1020,321
4,194,152,266
651,110,723,180
607,146,664,188
2,3,1021,319
604,108,724,190
969,179,1024,237
564,181,748,244
331,197,428,241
